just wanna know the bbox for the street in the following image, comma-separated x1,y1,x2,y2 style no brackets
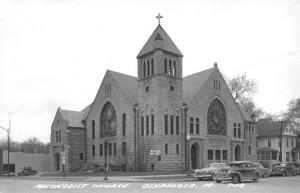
1,175,300,193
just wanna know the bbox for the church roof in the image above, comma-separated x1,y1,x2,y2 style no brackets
82,103,92,114
256,119,287,137
137,25,183,58
108,70,138,105
60,109,86,128
238,104,255,122
183,68,215,104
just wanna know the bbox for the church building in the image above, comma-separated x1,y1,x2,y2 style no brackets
50,16,257,172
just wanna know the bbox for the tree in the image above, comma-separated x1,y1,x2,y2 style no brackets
227,73,257,102
227,73,258,118
19,137,50,154
285,98,300,130
0,137,50,154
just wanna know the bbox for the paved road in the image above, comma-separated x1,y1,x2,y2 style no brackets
1,175,300,193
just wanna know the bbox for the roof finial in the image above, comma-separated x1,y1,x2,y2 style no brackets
214,62,218,68
156,13,163,25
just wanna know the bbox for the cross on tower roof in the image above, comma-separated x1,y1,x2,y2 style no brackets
156,13,163,25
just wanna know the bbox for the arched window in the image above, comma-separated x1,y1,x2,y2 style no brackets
151,59,154,75
168,60,172,75
151,110,154,135
207,99,227,135
164,58,168,74
143,62,146,78
92,120,95,139
100,102,117,138
122,113,126,136
248,145,251,155
147,60,150,76
173,61,176,77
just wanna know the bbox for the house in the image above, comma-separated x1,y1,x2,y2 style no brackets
256,119,298,168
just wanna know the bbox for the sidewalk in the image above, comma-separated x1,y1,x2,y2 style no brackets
21,173,196,182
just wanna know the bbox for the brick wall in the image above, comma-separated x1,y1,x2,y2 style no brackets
67,128,86,171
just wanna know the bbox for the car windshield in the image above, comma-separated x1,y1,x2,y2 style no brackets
280,163,286,167
209,163,227,168
254,163,262,168
229,163,242,167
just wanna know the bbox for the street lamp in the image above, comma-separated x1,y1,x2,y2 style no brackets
104,141,108,181
186,134,191,176
0,120,11,177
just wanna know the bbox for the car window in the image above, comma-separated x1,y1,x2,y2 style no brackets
230,163,241,167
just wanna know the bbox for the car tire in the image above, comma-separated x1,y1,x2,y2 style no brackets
216,179,222,183
198,177,203,181
263,173,269,178
281,171,286,177
253,173,259,182
232,175,240,184
211,174,216,181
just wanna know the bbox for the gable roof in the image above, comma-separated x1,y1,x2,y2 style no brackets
183,68,215,104
82,103,92,114
81,103,92,121
256,119,288,137
137,24,183,58
108,70,138,105
60,109,85,128
238,104,254,122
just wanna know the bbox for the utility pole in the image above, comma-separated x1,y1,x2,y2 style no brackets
279,120,283,162
0,117,10,177
8,118,10,177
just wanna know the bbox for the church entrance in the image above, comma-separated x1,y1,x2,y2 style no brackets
191,143,200,169
234,145,241,161
55,153,60,171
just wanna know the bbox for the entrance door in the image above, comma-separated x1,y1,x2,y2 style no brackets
235,145,241,161
191,143,200,169
55,153,60,171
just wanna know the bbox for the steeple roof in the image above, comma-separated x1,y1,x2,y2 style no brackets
137,25,183,58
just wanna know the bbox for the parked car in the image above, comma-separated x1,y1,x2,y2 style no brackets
254,163,270,178
195,163,228,180
215,161,260,184
270,163,297,176
17,167,37,176
292,162,300,175
79,164,104,173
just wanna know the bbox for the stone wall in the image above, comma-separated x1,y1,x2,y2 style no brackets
85,71,136,170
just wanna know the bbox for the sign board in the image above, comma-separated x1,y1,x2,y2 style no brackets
61,151,65,156
61,155,66,165
150,150,160,155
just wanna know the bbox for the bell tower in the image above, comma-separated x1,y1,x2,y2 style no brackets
136,14,185,171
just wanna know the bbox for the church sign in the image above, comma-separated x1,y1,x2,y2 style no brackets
150,150,160,155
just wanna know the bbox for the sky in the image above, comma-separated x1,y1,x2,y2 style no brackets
0,0,299,143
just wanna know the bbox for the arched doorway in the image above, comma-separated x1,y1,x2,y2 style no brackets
190,143,200,169
55,153,60,171
234,145,241,161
